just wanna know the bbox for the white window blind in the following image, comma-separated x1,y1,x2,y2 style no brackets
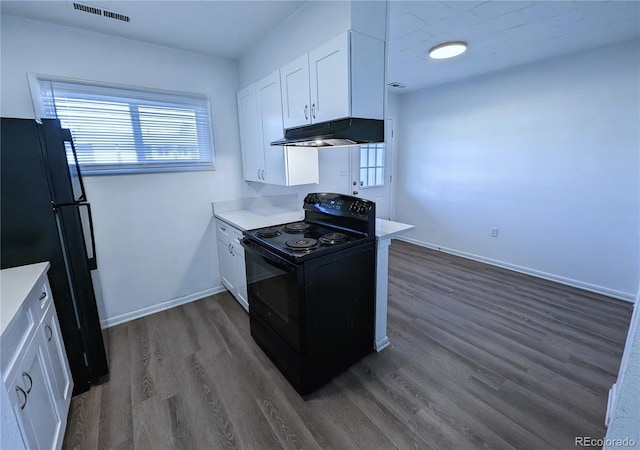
36,78,215,174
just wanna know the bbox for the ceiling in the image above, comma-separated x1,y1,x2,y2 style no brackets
1,1,639,91
389,1,640,91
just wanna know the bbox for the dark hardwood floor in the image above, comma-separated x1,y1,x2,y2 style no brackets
63,240,633,450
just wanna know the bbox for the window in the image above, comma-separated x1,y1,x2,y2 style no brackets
359,143,385,187
32,76,215,174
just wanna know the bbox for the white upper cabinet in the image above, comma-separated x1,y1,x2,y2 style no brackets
280,31,384,129
309,33,350,124
237,85,264,182
257,72,287,186
280,54,311,129
237,71,319,186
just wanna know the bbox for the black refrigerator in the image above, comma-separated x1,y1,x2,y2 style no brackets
1,117,109,395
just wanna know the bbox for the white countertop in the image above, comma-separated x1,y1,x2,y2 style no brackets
376,219,414,240
214,200,414,241
215,205,304,231
0,261,50,335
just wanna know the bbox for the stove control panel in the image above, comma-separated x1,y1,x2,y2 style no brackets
304,193,374,218
349,201,372,215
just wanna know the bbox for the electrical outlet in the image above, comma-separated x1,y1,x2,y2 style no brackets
491,227,499,237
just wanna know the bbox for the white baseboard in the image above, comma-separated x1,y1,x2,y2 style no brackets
397,237,636,303
375,336,390,352
606,382,617,427
101,285,227,328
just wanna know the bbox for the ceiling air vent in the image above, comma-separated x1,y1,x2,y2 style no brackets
73,2,101,16
103,10,130,23
72,2,130,23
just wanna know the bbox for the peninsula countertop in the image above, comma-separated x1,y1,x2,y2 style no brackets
213,198,413,239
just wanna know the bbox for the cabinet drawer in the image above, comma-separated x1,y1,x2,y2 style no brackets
31,278,52,321
217,220,243,241
217,220,233,239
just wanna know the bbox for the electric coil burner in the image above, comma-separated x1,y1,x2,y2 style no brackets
319,232,348,245
284,222,311,233
285,238,319,252
255,227,281,238
241,193,376,395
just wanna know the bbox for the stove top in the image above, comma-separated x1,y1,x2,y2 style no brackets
242,193,376,264
244,221,368,262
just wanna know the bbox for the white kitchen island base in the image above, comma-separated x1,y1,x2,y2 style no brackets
374,219,415,352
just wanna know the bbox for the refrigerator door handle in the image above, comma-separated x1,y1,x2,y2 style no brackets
79,202,98,270
61,128,87,203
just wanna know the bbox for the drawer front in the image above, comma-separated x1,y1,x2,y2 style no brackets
1,305,36,378
217,220,243,242
216,220,233,239
31,278,52,321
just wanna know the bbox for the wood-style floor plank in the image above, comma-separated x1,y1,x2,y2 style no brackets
63,240,633,450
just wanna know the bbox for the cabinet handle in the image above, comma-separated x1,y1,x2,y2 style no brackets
228,243,233,255
22,372,33,394
39,291,47,301
304,105,308,120
15,387,27,410
45,323,53,342
311,103,316,119
257,169,261,179
261,169,265,180
221,226,226,232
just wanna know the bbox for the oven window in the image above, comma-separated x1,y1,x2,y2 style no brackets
254,269,290,322
245,250,298,325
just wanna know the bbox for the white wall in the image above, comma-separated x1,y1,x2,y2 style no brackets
395,40,640,300
1,15,247,325
237,1,351,89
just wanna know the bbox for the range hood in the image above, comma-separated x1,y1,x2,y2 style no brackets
271,118,384,147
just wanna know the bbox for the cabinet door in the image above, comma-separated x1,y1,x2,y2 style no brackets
218,236,236,294
256,72,287,185
10,332,63,450
280,54,311,128
309,32,350,123
230,242,249,312
237,85,264,182
41,304,73,420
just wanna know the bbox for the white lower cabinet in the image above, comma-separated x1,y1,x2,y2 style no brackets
41,304,73,418
216,220,249,312
9,331,62,450
1,262,73,450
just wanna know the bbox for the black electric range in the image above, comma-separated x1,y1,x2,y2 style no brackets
240,193,377,395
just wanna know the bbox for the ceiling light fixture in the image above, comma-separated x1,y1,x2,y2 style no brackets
429,42,467,60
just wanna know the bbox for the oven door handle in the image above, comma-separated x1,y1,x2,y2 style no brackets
240,238,296,272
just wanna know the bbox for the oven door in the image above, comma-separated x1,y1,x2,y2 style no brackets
241,238,303,352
